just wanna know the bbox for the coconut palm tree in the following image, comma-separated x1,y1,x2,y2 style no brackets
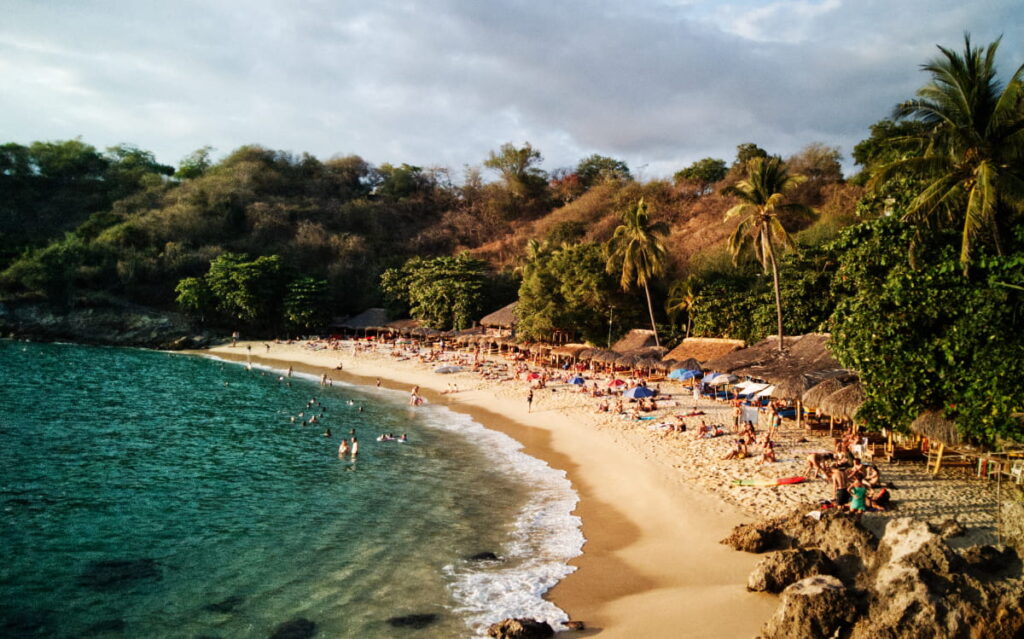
723,157,812,351
605,198,669,347
666,276,700,339
877,35,1024,272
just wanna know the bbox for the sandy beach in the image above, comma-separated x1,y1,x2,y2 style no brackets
200,339,1001,637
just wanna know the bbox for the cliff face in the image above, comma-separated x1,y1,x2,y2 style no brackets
0,301,210,349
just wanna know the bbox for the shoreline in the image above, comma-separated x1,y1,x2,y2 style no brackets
198,342,778,637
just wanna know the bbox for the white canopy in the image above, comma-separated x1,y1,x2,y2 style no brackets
755,385,777,397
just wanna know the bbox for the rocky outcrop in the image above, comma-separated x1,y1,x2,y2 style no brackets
760,575,856,638
486,618,554,639
1001,485,1024,552
726,512,1024,639
0,300,210,349
747,549,834,593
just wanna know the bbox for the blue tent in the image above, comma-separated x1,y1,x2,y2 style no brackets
568,376,586,385
623,386,656,399
668,368,699,381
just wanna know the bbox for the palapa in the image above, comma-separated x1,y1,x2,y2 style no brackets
610,329,658,353
479,302,518,328
819,382,865,420
802,377,847,407
703,336,798,372
663,338,745,367
671,357,703,372
909,410,962,448
334,307,390,330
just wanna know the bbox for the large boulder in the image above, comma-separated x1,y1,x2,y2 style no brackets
747,549,834,593
487,618,554,639
759,575,856,639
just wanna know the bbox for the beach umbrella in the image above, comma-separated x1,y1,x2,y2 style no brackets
668,368,699,381
608,379,626,387
434,365,464,374
526,372,541,381
705,373,738,386
569,376,586,385
623,386,656,399
755,385,777,397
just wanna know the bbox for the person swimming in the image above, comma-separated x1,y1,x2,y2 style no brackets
323,428,332,437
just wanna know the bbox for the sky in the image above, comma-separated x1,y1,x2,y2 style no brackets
2,0,1022,179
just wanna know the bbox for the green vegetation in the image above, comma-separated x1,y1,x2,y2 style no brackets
2,36,1021,444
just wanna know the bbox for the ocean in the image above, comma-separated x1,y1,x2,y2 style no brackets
0,340,582,638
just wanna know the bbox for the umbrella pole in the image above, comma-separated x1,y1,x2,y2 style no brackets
829,415,834,438
797,400,803,430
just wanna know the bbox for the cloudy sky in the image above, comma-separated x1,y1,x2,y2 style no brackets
2,0,1021,178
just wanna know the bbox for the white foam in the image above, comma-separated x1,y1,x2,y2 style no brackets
421,407,583,635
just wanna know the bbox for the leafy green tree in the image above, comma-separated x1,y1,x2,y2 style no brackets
666,276,700,339
284,276,330,332
380,254,491,330
484,142,549,202
373,163,431,200
733,143,769,168
829,216,1024,445
545,221,586,246
0,233,89,304
175,146,215,180
723,156,813,350
877,35,1024,272
674,158,727,194
576,154,631,187
205,252,289,328
786,143,843,183
174,276,215,323
605,198,669,346
104,144,174,201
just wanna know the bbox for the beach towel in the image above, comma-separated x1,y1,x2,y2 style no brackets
732,476,807,487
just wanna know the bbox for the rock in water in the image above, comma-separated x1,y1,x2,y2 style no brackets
759,575,855,639
204,595,244,614
77,558,161,591
747,549,834,593
466,551,500,561
563,620,586,630
487,618,554,639
387,613,439,629
268,618,315,639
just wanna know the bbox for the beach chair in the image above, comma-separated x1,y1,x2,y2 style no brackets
1010,460,1024,485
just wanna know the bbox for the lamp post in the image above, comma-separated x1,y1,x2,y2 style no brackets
607,306,615,349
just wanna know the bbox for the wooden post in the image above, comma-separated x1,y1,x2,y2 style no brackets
931,442,945,475
828,415,834,437
797,400,803,430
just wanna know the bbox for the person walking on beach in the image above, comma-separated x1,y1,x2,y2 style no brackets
527,390,534,413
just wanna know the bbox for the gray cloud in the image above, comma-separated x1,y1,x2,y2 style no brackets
2,0,1021,178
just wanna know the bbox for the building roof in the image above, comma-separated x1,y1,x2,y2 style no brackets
479,302,518,328
610,329,658,353
333,307,389,329
664,337,745,366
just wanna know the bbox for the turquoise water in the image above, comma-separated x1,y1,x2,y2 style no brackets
0,341,580,638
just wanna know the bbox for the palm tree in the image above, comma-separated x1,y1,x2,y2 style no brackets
666,276,700,339
878,35,1024,272
723,157,812,351
606,198,669,347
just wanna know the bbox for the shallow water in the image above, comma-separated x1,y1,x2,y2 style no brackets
0,341,580,638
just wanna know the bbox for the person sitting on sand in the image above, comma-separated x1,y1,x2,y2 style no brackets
862,461,881,488
759,440,777,465
695,421,710,438
868,486,891,511
722,438,748,460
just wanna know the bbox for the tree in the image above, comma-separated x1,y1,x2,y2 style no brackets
174,276,215,323
666,276,700,339
786,143,843,183
175,146,214,180
284,276,330,332
575,154,631,187
204,252,289,328
380,254,491,330
484,142,548,198
733,143,769,168
877,35,1024,272
674,158,727,195
605,198,669,346
723,156,813,350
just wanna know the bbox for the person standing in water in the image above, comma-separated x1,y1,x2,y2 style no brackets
351,437,359,457
338,438,350,457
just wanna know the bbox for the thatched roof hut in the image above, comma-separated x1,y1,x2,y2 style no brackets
819,382,865,420
385,318,421,334
611,329,658,353
664,338,745,367
909,410,962,447
551,343,589,358
334,307,390,330
480,302,518,328
704,336,799,372
802,377,848,407
671,357,703,372
768,374,812,401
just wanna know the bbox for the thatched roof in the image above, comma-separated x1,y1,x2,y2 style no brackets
819,382,865,420
768,374,813,401
671,357,703,372
611,329,658,353
664,338,745,367
386,318,421,333
551,343,589,358
479,302,518,328
334,307,389,330
802,377,848,407
909,410,962,447
704,336,800,372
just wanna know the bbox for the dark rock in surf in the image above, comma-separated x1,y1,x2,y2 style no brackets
387,613,439,629
466,551,500,562
487,617,554,639
77,558,161,591
204,595,244,614
268,618,315,639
